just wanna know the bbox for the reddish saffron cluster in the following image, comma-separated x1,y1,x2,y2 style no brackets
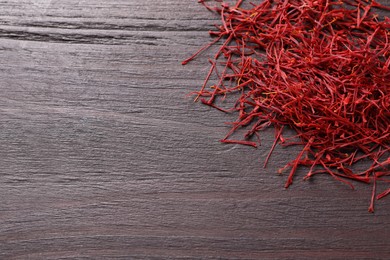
183,0,390,211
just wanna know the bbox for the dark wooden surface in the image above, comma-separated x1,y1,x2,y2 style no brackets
0,1,389,259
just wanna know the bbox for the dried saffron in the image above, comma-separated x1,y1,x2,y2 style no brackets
183,0,390,212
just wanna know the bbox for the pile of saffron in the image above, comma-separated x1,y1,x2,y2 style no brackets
183,0,390,212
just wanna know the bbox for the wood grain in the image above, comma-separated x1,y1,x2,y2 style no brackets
0,0,389,259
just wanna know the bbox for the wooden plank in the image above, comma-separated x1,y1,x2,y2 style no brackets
0,0,389,259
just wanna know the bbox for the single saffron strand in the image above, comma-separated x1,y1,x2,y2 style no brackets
368,174,377,213
377,188,390,200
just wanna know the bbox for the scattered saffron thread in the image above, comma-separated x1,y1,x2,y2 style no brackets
183,0,390,212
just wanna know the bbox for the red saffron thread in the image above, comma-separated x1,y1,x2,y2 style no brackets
183,0,390,212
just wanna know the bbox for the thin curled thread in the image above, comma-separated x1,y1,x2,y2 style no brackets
185,0,390,212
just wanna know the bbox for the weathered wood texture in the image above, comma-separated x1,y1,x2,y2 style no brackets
0,1,389,259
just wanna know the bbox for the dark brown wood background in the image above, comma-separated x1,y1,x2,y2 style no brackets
0,1,389,259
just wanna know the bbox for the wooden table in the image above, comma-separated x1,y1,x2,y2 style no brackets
1,1,389,259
